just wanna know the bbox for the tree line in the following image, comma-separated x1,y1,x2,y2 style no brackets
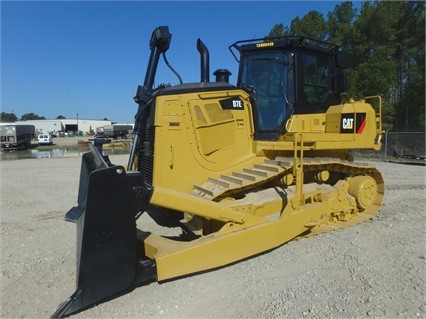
0,112,67,122
0,112,110,122
266,0,425,132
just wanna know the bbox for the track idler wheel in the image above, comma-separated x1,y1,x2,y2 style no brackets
348,175,378,210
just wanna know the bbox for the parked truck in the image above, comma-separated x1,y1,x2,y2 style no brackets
102,124,132,139
0,124,35,150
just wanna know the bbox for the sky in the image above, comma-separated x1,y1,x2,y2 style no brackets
1,1,359,123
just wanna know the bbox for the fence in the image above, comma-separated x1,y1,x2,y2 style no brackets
352,131,425,160
382,131,425,159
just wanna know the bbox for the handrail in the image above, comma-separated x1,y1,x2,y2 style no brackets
292,133,304,210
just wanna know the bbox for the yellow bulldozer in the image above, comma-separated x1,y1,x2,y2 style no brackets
52,26,384,318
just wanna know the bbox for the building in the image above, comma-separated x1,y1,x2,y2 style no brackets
15,119,113,136
15,120,65,135
59,118,113,135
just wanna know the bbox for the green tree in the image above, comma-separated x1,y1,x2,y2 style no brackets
266,23,289,38
352,0,425,131
0,112,18,122
20,112,46,121
327,1,358,47
394,1,425,131
267,11,328,39
290,10,328,40
56,115,66,119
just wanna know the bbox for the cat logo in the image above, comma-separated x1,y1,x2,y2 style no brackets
342,118,354,129
340,113,367,134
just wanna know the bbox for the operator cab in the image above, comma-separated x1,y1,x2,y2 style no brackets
230,36,348,140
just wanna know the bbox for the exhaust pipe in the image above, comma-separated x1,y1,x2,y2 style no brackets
129,26,172,171
197,39,209,82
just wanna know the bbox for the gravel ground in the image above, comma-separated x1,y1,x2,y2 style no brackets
0,152,425,319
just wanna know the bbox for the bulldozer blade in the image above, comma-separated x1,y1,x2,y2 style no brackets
51,147,140,318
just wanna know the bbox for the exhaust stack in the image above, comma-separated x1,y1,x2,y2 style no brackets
197,39,210,82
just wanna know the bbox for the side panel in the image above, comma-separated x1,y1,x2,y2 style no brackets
255,100,381,155
281,101,380,149
152,90,256,194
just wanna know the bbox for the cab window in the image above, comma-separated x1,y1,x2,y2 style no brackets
302,53,331,103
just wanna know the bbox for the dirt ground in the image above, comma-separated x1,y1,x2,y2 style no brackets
0,152,425,318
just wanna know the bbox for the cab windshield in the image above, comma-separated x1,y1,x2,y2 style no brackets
239,52,292,134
